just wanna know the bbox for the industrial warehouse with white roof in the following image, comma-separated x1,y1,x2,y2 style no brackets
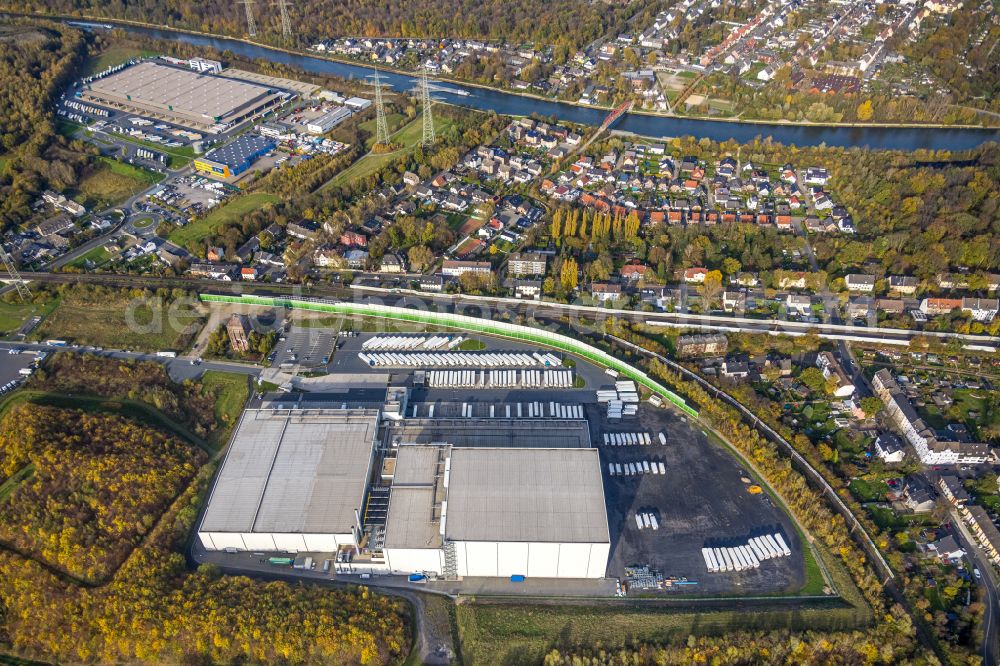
198,387,611,580
80,61,287,131
198,407,380,552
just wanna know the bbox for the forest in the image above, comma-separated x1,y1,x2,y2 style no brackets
0,404,204,581
540,623,922,665
32,340,222,439
4,0,646,50
0,355,409,664
0,21,93,232
0,448,410,664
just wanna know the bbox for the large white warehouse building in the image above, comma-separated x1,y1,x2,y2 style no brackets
199,394,610,580
198,407,379,552
382,445,609,579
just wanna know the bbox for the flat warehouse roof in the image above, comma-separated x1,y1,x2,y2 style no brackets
200,408,379,535
384,445,445,549
445,448,609,544
203,135,274,169
87,62,275,122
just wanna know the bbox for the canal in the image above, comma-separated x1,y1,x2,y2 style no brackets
65,20,1000,151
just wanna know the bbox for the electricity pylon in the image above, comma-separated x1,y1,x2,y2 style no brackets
372,67,390,146
420,67,435,146
0,247,30,302
275,0,292,38
240,0,258,37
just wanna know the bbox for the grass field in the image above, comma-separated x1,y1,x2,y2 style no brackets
0,298,58,336
73,157,162,209
36,294,204,351
67,245,112,270
168,192,280,249
455,598,870,664
82,46,156,76
358,112,406,139
325,115,454,190
198,371,250,449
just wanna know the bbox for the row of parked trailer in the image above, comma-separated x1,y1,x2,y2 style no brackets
701,534,792,573
598,381,641,419
608,460,667,476
427,369,573,389
634,512,660,530
361,335,462,351
602,432,668,446
435,401,586,419
359,351,556,368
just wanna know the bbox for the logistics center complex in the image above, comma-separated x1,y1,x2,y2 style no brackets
79,61,288,132
198,388,611,579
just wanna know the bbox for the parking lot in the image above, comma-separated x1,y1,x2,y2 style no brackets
273,327,337,368
594,403,805,595
265,326,807,595
0,351,39,394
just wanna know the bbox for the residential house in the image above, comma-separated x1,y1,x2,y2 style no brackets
845,274,876,292
676,334,728,357
189,262,236,280
721,360,750,380
417,275,444,292
962,297,999,322
902,477,937,513
591,282,622,302
926,535,965,563
874,432,906,464
287,220,319,240
344,249,369,269
507,252,547,277
816,351,855,397
379,254,405,274
920,298,963,316
786,294,812,315
937,476,970,506
888,276,918,295
441,260,491,277
779,272,808,289
873,369,992,465
683,267,708,284
722,290,746,313
620,264,649,282
311,244,339,268
962,505,1000,566
504,278,542,299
